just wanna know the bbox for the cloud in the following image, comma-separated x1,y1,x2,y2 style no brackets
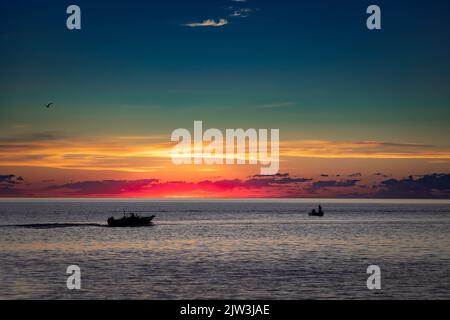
255,102,294,109
0,174,24,185
4,172,450,199
348,172,362,177
0,174,15,184
374,172,390,178
281,139,450,159
185,19,228,27
41,173,313,197
244,174,313,188
312,180,360,188
0,133,171,172
47,179,160,195
185,0,255,28
251,173,290,178
4,132,448,175
0,132,66,143
230,8,253,18
0,174,25,196
376,174,450,198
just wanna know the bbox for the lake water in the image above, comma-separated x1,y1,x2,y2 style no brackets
0,199,449,300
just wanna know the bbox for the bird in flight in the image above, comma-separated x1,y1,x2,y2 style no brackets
44,103,53,108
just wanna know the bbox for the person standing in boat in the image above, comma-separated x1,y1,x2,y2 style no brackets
318,205,323,214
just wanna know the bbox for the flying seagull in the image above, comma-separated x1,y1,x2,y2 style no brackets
45,103,53,108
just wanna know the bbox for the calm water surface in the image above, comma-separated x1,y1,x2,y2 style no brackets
0,199,449,299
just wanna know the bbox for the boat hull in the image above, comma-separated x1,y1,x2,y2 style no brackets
308,212,324,217
107,215,155,227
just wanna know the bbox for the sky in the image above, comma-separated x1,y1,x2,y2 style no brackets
1,0,450,198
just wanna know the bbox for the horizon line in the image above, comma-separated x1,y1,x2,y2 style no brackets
1,197,450,204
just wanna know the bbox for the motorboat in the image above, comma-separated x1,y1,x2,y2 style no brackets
107,211,155,227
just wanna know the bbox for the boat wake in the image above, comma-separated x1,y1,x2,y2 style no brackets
0,223,105,229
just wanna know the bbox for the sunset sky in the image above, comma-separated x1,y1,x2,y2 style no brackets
1,0,450,198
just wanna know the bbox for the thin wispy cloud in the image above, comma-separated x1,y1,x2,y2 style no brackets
230,8,253,18
255,102,294,109
227,0,258,19
281,139,450,159
185,18,228,27
1,132,449,175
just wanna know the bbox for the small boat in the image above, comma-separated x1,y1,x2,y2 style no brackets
308,210,324,217
308,205,325,217
107,211,156,227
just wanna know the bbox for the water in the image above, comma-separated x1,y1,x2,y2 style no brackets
0,199,449,300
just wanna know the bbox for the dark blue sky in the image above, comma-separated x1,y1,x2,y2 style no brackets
1,0,450,142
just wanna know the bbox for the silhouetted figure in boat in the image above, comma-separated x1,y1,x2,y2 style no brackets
309,205,324,217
